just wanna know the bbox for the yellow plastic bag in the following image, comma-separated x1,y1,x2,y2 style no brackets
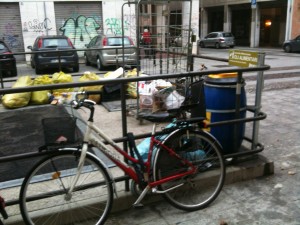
126,68,138,99
52,71,73,95
2,76,33,108
78,72,103,103
30,75,53,105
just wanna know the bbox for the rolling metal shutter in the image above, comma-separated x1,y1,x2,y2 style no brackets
0,3,25,61
54,2,103,56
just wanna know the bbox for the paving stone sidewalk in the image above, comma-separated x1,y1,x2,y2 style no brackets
104,87,300,225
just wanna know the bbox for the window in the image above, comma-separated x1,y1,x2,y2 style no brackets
0,43,5,51
107,37,130,46
43,39,69,47
223,33,233,37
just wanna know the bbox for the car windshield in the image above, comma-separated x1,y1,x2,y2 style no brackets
43,39,69,48
222,33,233,37
0,43,7,51
107,37,131,46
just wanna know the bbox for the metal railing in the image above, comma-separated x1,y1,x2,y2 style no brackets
0,50,270,208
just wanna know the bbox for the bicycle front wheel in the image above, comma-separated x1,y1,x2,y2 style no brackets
153,129,225,211
19,150,113,225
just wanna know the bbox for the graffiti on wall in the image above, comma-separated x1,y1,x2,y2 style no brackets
105,18,130,35
1,23,21,49
104,15,137,43
23,18,53,33
59,15,101,50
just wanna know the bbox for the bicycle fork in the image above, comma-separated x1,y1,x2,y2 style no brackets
65,143,89,200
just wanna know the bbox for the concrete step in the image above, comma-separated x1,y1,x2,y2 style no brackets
4,154,274,225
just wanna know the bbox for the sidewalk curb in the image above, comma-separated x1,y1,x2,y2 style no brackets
110,155,274,213
5,155,274,225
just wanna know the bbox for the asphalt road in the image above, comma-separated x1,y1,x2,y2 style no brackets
1,46,299,89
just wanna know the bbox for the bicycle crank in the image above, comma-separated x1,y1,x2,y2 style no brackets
152,182,184,194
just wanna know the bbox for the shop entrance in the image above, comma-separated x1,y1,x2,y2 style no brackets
207,7,224,33
231,5,251,46
259,3,287,47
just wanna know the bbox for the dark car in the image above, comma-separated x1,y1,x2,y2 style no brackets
0,40,17,77
28,35,79,74
283,35,300,53
199,32,235,49
84,34,137,70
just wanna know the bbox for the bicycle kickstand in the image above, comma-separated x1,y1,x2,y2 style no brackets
132,185,151,208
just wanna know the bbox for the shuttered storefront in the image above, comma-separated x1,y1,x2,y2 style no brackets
0,3,25,61
54,2,103,56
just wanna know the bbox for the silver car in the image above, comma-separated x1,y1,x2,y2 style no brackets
199,32,235,49
84,35,137,70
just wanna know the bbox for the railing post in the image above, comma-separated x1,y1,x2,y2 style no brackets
251,52,265,150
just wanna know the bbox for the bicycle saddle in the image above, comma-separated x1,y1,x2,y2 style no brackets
139,112,173,123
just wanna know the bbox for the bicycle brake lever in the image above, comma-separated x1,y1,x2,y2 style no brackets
70,100,79,109
83,99,96,105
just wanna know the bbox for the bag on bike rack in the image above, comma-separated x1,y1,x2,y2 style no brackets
42,117,80,148
184,79,206,118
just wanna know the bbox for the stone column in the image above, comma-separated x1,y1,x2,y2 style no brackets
223,4,232,32
200,7,208,38
250,5,260,47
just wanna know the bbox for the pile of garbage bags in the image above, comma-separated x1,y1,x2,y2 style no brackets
1,71,103,109
1,67,185,111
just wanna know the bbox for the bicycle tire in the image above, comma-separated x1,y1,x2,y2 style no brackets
153,128,225,211
19,150,113,225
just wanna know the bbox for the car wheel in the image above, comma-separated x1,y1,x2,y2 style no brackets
10,68,17,77
97,57,103,71
215,43,220,49
284,44,292,53
30,58,35,68
84,54,90,66
73,64,79,72
230,45,234,48
35,66,42,75
200,42,205,48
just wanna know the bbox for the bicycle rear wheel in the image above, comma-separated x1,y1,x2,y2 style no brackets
153,129,225,211
19,150,113,225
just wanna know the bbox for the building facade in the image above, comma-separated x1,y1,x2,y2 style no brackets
0,0,137,61
200,0,300,47
0,0,299,62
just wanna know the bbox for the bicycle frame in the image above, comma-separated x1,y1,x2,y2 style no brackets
70,119,197,196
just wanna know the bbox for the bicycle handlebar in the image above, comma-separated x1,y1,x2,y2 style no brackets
70,91,102,121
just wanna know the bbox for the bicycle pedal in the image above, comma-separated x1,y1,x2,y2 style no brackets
133,203,144,209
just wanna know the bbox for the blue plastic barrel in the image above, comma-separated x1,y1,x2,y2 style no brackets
204,73,247,154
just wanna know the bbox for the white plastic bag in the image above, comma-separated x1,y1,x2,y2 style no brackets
165,90,185,109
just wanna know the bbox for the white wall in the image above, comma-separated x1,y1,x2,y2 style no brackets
20,1,57,61
102,0,137,43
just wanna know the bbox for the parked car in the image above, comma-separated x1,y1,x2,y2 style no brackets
282,35,300,53
28,35,79,74
0,40,17,77
199,32,235,49
84,34,137,70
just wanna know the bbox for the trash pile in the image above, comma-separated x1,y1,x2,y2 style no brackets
0,67,137,109
138,79,185,113
0,67,186,112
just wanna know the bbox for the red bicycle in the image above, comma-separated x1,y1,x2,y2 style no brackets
19,92,225,225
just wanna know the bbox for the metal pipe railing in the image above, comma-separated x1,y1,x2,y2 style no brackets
0,52,270,208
